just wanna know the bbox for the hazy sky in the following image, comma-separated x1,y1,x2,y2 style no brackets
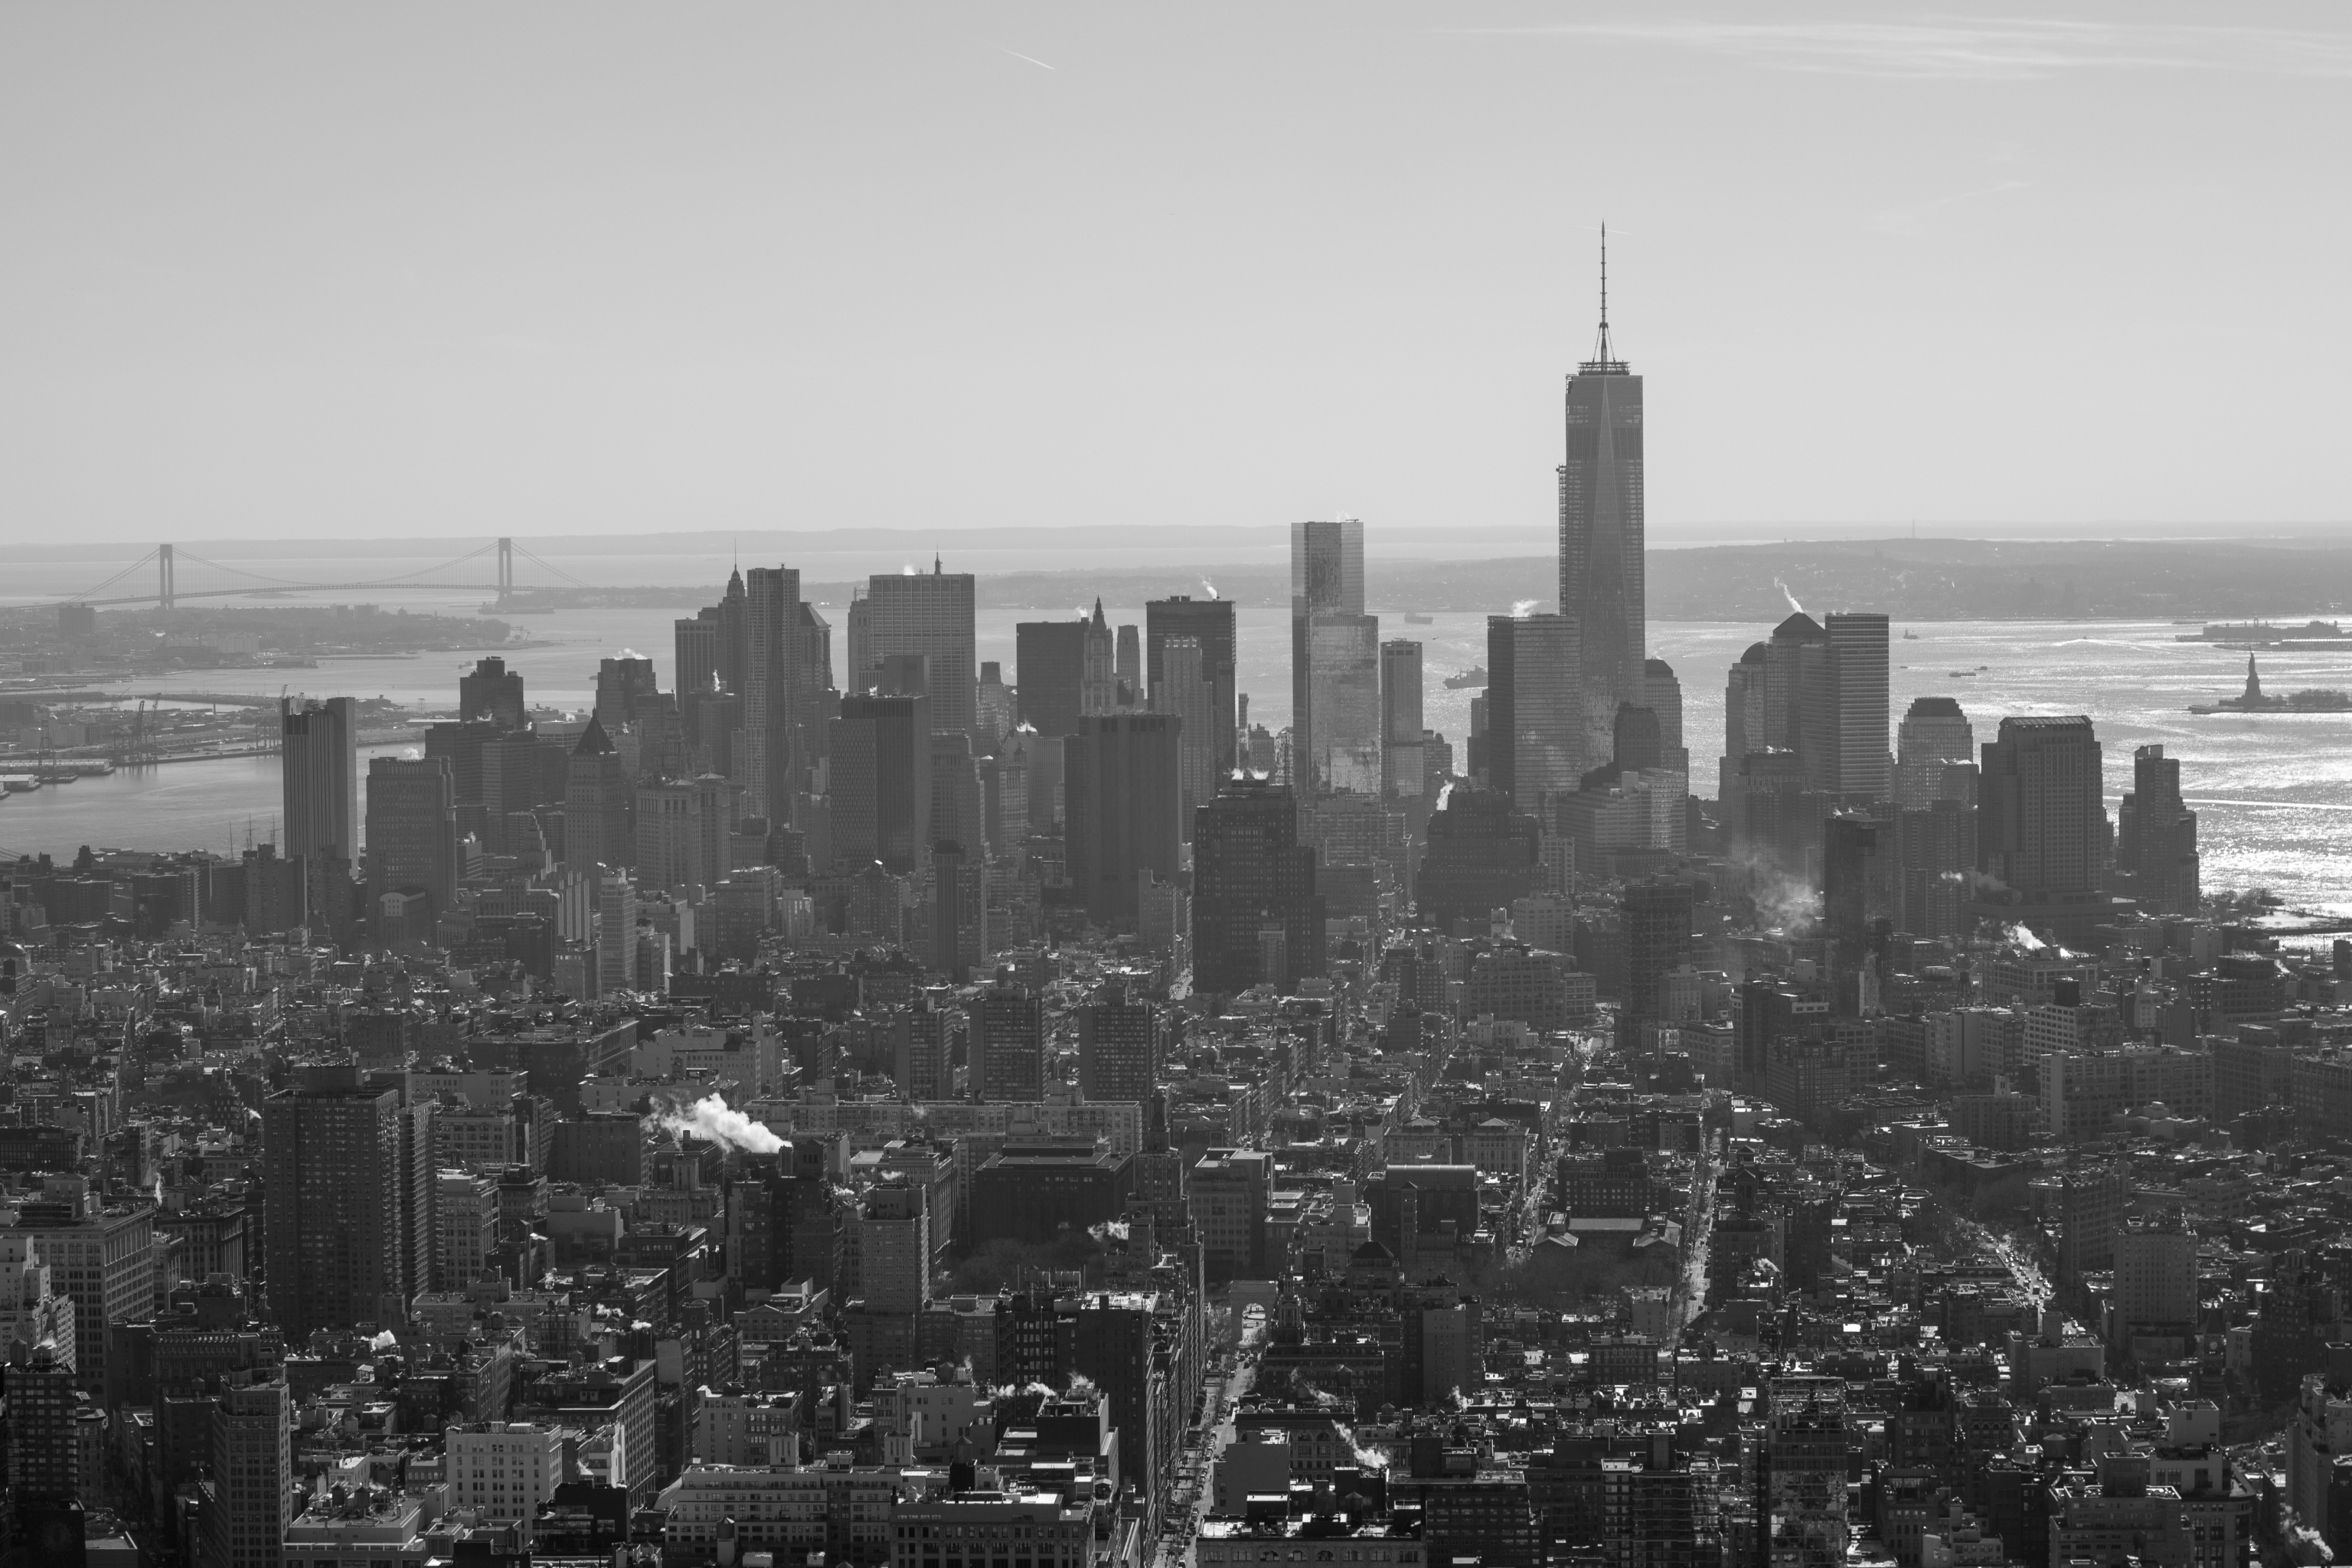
4,3,2349,546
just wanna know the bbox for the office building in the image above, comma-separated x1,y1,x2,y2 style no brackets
364,755,456,923
1191,777,1325,995
675,609,721,713
4,1339,75,1503
1621,879,1694,1047
1896,799,1975,940
970,984,1047,1102
929,839,986,983
206,1380,292,1568
434,1170,498,1293
861,563,977,737
1486,613,1582,814
1147,594,1238,779
1153,635,1218,835
1415,787,1544,932
1066,714,1183,925
564,716,632,871
743,565,805,825
1763,612,1828,769
1895,696,1975,809
459,656,527,730
1557,256,1645,759
593,653,660,731
1016,617,1092,739
830,694,932,875
446,1423,564,1538
1191,1148,1273,1282
1078,980,1158,1104
282,695,358,925
12,1197,150,1398
1722,640,1768,802
1291,518,1377,792
1382,639,1426,798
1979,715,2108,904
1304,610,1381,793
261,1070,410,1339
2117,743,2200,916
1824,611,1891,801
2115,1214,2198,1336
929,730,984,857
597,870,638,994
848,1177,930,1315
1640,657,1687,772
633,779,707,893
727,1144,842,1297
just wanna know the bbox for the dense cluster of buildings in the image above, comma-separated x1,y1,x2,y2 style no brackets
2,276,2350,1568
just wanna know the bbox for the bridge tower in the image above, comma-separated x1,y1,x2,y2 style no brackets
157,544,175,610
497,537,514,601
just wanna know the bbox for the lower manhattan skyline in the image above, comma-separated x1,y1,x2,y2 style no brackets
5,11,2352,1568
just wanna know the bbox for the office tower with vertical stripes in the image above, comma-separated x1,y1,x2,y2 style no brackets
1289,518,1377,793
1558,230,1645,762
743,566,804,825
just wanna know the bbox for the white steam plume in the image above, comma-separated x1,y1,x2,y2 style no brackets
1511,599,1538,618
655,1093,784,1155
1774,579,1805,615
1202,578,1219,599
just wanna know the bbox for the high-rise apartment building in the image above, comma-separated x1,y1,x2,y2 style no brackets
1557,253,1645,761
564,716,632,871
1078,981,1158,1104
848,1178,930,1315
459,657,527,730
261,1070,409,1339
830,694,932,874
1290,519,1378,792
1191,777,1325,995
282,695,357,926
1895,696,1975,809
2117,743,2200,916
1154,635,1217,833
205,1379,292,1568
1066,714,1183,926
1979,715,2108,903
970,985,1046,1102
1147,595,1238,779
364,756,456,923
1381,639,1426,799
1486,613,1582,815
862,564,977,737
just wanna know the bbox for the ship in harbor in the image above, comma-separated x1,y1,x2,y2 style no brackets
1442,665,1487,690
2177,619,2349,645
1401,611,1433,625
2188,655,2352,714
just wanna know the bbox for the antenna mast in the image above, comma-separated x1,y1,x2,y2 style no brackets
1580,221,1626,375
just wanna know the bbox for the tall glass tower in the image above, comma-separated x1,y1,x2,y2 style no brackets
1557,228,1645,764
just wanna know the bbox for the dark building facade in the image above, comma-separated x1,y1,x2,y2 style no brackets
1191,778,1325,996
1065,714,1183,926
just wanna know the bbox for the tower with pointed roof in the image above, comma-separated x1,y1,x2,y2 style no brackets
1558,224,1646,765
564,713,632,871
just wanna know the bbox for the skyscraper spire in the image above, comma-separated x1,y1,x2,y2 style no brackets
1584,222,1623,373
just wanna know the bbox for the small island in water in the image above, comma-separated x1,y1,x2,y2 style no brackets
2188,655,2352,714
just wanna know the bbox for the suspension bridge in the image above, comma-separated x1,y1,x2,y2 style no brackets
52,537,599,609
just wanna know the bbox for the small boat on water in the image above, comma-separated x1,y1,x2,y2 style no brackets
1402,612,1433,625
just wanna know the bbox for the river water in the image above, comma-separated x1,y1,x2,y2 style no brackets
5,597,2346,913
